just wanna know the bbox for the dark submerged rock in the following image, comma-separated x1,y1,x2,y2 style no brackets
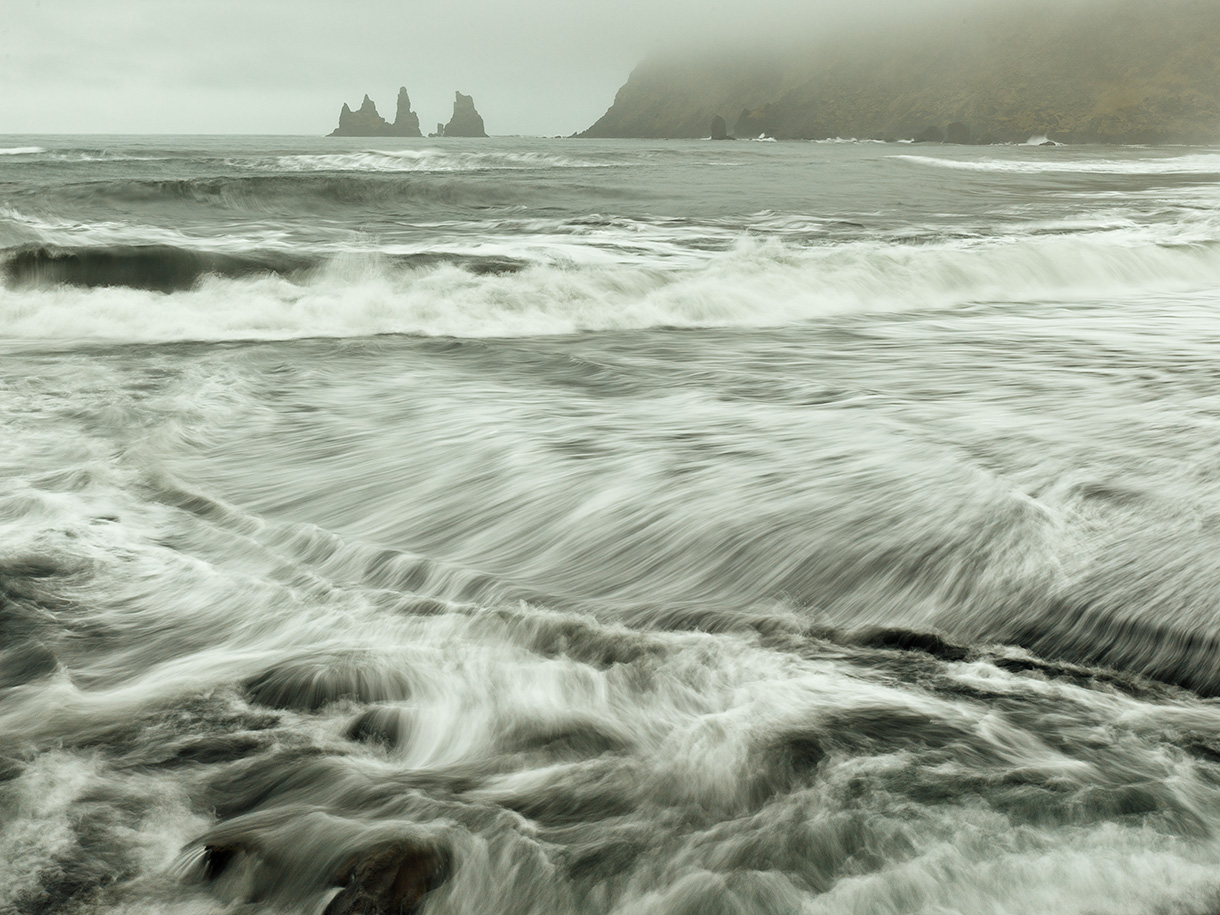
201,843,242,880
325,842,450,915
443,92,488,137
853,627,970,662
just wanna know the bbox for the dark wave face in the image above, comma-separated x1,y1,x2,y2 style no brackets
5,135,1220,915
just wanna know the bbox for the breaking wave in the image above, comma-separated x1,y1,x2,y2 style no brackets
894,152,1220,175
4,230,1220,342
244,149,608,173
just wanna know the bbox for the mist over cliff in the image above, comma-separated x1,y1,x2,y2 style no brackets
582,0,1220,144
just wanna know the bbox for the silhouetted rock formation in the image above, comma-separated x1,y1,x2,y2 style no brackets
710,115,730,140
390,87,422,137
329,95,389,137
328,88,422,137
443,92,488,137
581,0,1220,144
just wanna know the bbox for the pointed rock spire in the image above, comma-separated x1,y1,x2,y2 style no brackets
442,91,488,137
329,88,420,137
390,86,422,137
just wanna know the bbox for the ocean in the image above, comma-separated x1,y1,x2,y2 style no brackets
4,134,1220,914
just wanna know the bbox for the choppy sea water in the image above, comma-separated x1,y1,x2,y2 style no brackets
5,135,1220,914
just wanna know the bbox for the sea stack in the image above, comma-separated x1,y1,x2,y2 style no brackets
443,92,488,137
389,87,422,137
329,95,388,137
328,88,422,137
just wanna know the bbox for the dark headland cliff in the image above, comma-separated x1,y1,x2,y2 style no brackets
581,0,1220,144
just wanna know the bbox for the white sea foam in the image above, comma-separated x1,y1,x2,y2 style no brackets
893,152,1220,175
238,149,607,173
0,147,44,156
0,206,294,251
5,231,1220,344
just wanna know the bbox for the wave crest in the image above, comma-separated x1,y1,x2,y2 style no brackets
239,149,608,174
3,230,1220,342
893,153,1220,175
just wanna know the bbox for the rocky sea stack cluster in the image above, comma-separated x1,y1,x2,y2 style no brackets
328,88,486,137
581,0,1220,145
328,88,422,138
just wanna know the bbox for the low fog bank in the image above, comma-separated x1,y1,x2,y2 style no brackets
0,0,1145,135
583,0,1220,144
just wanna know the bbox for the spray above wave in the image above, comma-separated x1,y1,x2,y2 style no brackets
4,231,1220,343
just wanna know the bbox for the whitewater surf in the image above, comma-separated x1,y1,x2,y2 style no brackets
4,135,1220,915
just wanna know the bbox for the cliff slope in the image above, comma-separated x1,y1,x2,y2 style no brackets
581,0,1220,144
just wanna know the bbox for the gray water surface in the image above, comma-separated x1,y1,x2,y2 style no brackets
4,136,1220,915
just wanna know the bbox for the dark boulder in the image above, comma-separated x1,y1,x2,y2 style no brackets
915,124,945,143
443,92,488,137
325,842,450,915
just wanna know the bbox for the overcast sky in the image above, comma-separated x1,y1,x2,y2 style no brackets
1,0,1008,136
